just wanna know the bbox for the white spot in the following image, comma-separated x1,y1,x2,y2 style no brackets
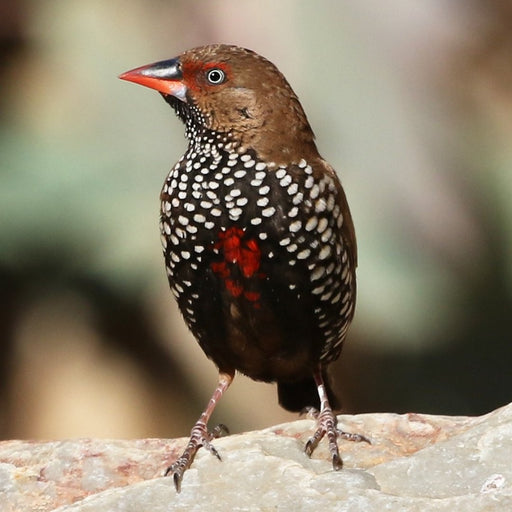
318,246,332,260
288,207,298,218
259,232,268,240
230,188,242,197
195,245,205,253
321,228,333,243
255,162,266,171
234,170,247,178
289,283,296,290
255,171,266,180
321,290,333,301
178,191,187,200
259,185,270,195
276,168,287,179
280,175,292,187
289,220,302,233
224,178,235,186
236,197,249,206
310,184,320,199
315,199,327,212
250,179,263,187
297,248,311,259
178,215,189,226
312,285,325,295
163,222,171,235
286,243,298,252
170,234,179,246
257,197,269,207
211,208,222,217
279,237,291,246
171,253,180,263
317,218,328,233
186,225,197,234
251,217,262,225
201,200,213,209
311,267,325,281
287,183,299,195
305,217,318,231
229,208,243,220
292,192,304,205
194,213,206,223
244,159,255,168
205,221,215,229
262,207,276,217
304,176,314,189
208,181,220,190
298,159,307,168
331,292,342,303
184,202,195,212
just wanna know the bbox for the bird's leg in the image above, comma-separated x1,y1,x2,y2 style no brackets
165,370,234,492
305,367,370,470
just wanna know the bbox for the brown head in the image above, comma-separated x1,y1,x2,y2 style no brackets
119,44,319,164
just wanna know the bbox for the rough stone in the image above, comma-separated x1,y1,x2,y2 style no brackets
1,404,511,511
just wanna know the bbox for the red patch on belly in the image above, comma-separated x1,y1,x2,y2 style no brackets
211,227,263,305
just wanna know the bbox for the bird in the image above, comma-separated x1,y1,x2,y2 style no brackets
119,44,368,491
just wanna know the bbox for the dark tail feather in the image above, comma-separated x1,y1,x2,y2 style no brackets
277,372,340,412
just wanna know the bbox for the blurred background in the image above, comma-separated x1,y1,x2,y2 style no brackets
1,0,511,441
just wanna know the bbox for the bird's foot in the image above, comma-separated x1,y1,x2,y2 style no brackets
165,422,229,492
305,407,370,470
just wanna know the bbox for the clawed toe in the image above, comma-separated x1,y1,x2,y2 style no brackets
305,407,369,470
337,429,371,445
165,422,229,491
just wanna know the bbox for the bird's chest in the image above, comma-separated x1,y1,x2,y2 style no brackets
159,146,302,282
159,146,351,364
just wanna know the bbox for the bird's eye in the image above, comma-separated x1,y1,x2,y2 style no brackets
206,68,226,85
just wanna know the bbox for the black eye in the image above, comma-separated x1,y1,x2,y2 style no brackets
206,68,225,85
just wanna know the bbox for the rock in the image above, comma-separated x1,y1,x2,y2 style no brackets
1,404,511,511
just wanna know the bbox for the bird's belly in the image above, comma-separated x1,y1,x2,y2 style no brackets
194,289,320,383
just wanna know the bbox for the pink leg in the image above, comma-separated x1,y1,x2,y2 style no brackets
305,367,370,469
165,371,234,491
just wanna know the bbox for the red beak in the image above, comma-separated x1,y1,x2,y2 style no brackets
119,57,188,102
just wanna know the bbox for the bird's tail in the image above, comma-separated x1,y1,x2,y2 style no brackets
277,371,340,412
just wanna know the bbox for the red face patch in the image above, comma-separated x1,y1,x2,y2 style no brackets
181,61,231,94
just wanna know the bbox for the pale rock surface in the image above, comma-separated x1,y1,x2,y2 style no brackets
1,404,511,511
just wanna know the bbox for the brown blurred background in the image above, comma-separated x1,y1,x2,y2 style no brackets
1,0,511,441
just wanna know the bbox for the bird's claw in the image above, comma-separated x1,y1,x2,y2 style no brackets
337,429,371,445
305,408,369,470
165,422,229,492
